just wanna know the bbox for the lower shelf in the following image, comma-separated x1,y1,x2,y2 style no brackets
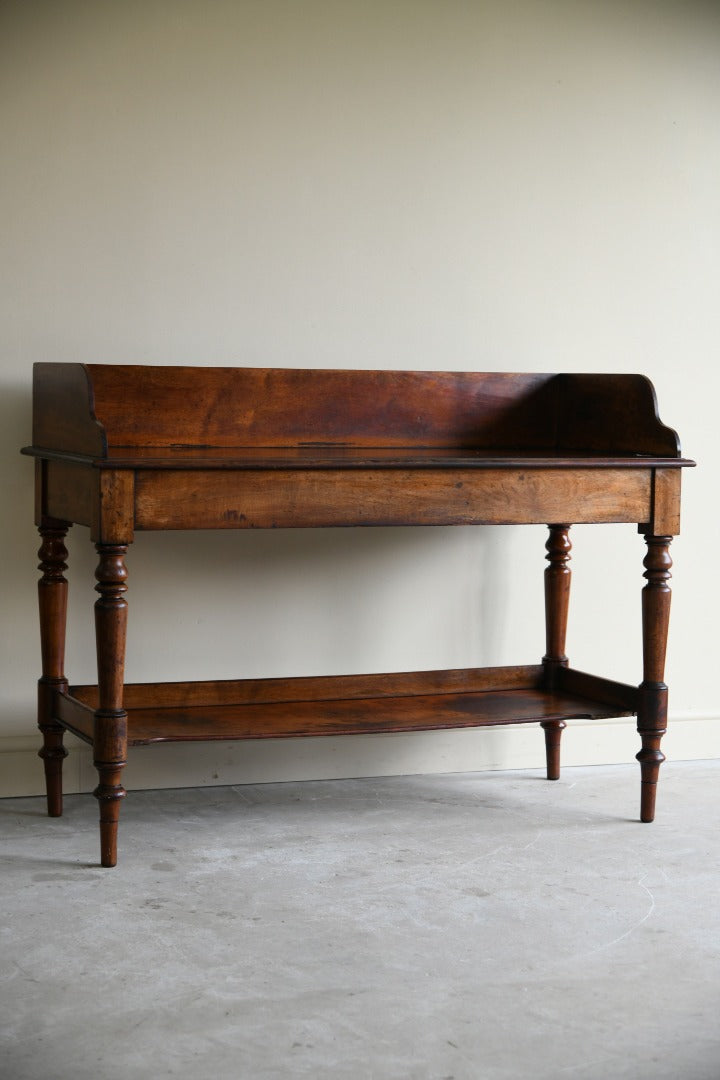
55,665,638,747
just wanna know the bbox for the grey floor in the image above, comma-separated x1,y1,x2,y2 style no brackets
2,761,719,1080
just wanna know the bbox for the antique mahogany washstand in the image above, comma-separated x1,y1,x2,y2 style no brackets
23,364,693,867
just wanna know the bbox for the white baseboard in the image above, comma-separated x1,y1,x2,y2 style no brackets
2,714,718,799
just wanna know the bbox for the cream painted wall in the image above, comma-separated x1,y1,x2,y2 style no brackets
1,0,718,799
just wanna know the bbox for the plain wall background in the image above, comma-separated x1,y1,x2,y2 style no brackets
1,0,718,798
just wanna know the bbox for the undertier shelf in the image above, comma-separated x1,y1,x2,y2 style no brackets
56,665,638,747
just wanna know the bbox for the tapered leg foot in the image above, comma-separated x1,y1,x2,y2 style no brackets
637,535,672,823
541,719,566,781
94,764,127,868
637,734,666,823
38,722,68,817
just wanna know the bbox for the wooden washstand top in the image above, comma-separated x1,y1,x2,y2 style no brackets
24,364,692,469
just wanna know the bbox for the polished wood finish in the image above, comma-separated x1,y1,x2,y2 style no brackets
55,665,634,746
542,524,572,777
543,524,572,673
636,535,673,823
134,466,653,531
73,664,548,712
37,519,71,817
540,719,566,782
22,364,693,866
92,544,129,867
29,364,684,457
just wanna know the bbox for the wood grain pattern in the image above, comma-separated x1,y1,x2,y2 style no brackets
122,689,626,744
650,468,682,535
71,664,546,710
93,470,135,544
22,363,693,864
134,467,652,530
56,671,633,746
45,460,95,527
86,366,558,450
23,364,693,459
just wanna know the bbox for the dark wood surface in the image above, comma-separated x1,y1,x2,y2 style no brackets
59,685,634,747
541,524,572,778
91,543,129,867
636,536,674,822
57,665,636,746
29,445,695,469
24,364,693,866
72,663,547,710
27,364,685,457
59,664,638,746
36,521,70,817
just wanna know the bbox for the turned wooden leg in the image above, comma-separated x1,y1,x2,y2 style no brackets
541,719,566,782
37,520,71,816
541,524,572,779
636,535,672,823
93,544,129,867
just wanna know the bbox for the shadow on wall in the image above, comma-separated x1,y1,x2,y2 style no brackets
3,376,33,496
3,377,36,579
112,522,521,772
2,377,44,733
112,523,518,680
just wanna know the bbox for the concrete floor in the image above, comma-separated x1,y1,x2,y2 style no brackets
1,761,719,1080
